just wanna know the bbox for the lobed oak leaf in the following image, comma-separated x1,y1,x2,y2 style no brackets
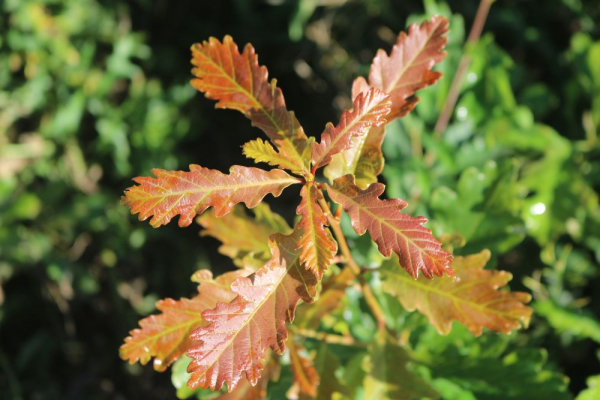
213,354,280,400
120,269,250,372
197,203,292,270
122,165,300,228
324,123,386,189
288,337,319,397
325,17,448,187
368,16,449,121
191,36,310,173
311,88,391,170
186,228,318,392
296,183,338,279
380,250,533,335
326,175,453,279
242,138,302,172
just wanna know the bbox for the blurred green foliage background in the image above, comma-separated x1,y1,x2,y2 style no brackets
1,0,600,399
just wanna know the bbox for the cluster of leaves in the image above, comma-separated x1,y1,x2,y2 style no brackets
120,17,537,398
3,0,599,398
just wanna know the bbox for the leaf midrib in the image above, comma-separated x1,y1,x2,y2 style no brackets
194,246,311,381
384,269,519,318
384,22,442,93
314,94,383,168
329,185,441,269
133,176,299,200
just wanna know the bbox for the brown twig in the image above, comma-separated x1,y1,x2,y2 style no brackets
317,198,388,331
291,327,365,347
432,0,495,138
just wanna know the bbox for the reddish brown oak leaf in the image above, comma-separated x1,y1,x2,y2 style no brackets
288,337,319,397
325,175,453,279
311,88,391,169
197,203,292,270
122,165,300,228
325,17,448,188
191,36,310,173
368,16,448,121
120,269,250,371
296,184,337,279
323,123,386,189
381,250,533,335
186,228,318,392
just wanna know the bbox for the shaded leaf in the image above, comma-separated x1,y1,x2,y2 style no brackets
197,203,292,270
295,268,354,330
191,36,310,173
381,250,532,335
288,337,319,397
311,88,390,169
296,184,337,279
123,165,299,228
363,333,438,400
120,269,250,371
300,343,346,400
187,228,318,391
427,347,570,400
534,300,600,344
368,16,449,121
326,175,453,278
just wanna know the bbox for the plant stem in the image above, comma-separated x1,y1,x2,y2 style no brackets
432,0,494,138
291,327,365,347
317,198,388,331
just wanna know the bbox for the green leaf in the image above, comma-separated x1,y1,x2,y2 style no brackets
534,300,600,344
576,375,600,400
363,333,438,400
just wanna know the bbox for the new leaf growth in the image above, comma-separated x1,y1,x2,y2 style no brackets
120,16,532,397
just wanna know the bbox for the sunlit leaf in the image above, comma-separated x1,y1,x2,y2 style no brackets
577,375,600,400
326,175,453,279
296,183,337,279
368,16,449,121
186,228,318,392
312,88,390,170
197,204,292,270
123,165,300,228
214,355,280,400
242,138,303,171
191,36,310,173
120,269,250,371
324,16,448,187
381,250,533,335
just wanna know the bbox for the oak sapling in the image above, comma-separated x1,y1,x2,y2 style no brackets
120,16,532,397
